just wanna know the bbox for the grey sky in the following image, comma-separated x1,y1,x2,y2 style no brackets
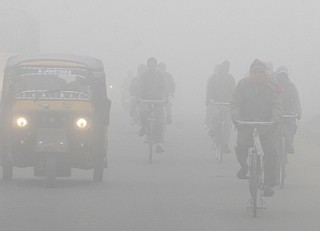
2,0,320,116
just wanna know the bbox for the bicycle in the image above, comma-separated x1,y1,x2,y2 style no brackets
138,99,166,164
236,120,274,217
277,114,298,189
208,101,230,163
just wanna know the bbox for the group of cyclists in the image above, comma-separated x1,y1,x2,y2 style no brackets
207,59,301,197
122,57,176,153
121,57,301,198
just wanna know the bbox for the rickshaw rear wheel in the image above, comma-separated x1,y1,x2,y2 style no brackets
46,154,56,188
2,155,13,180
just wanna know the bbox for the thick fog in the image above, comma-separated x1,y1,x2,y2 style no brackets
2,0,320,117
1,0,320,230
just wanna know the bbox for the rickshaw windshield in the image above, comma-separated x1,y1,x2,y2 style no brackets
14,67,92,100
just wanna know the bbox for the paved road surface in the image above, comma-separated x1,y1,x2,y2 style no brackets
1,110,319,231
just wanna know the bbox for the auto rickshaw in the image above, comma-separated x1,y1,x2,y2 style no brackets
0,54,111,187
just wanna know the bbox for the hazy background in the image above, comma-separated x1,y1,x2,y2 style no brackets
1,0,320,119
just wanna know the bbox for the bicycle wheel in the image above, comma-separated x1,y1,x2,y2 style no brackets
215,122,223,163
215,142,222,163
279,137,286,189
148,122,153,164
249,150,258,217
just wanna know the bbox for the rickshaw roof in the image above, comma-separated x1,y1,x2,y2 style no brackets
5,54,105,72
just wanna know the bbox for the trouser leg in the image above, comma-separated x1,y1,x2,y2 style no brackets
139,103,150,129
235,127,253,170
285,121,297,153
165,100,172,118
259,129,278,186
206,105,219,132
153,105,165,143
223,109,232,146
130,98,137,117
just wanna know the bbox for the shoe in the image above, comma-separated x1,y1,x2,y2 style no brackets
155,145,165,153
237,167,249,180
263,185,275,197
166,116,172,125
139,127,146,136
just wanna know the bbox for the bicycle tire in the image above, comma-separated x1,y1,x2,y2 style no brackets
279,137,286,189
148,121,153,164
215,121,224,163
249,150,258,217
216,142,222,163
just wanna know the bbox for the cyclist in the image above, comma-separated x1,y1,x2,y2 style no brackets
158,62,175,124
129,64,147,125
231,59,282,196
276,66,301,153
206,61,235,153
137,57,167,153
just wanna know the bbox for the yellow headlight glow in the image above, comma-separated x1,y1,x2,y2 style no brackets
16,117,28,128
76,118,88,129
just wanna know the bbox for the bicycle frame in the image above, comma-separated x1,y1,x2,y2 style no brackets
236,121,274,217
138,99,166,164
277,114,298,189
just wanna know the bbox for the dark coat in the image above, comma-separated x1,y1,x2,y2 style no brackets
206,73,235,102
231,77,282,123
277,76,301,118
138,70,167,100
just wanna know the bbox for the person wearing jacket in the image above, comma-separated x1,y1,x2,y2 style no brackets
231,59,282,196
276,66,301,153
137,57,167,153
206,61,236,153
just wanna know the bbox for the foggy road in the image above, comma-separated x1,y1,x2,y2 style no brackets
1,109,320,231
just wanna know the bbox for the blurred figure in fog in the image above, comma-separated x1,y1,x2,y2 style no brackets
138,57,167,153
276,66,301,153
121,70,134,114
129,64,147,125
158,62,175,124
231,59,282,197
206,61,235,153
266,62,276,80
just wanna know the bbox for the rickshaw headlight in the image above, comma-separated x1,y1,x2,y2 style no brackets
16,117,28,128
76,118,88,129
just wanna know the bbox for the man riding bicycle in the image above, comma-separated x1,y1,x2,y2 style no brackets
129,64,147,125
231,59,282,196
206,61,235,153
137,57,168,153
276,66,301,154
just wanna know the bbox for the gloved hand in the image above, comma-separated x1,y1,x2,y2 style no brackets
233,120,239,128
297,114,301,120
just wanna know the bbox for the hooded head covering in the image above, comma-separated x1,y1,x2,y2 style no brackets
250,59,267,74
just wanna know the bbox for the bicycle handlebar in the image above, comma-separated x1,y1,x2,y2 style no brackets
282,114,298,119
137,98,167,104
236,121,275,127
208,100,230,106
